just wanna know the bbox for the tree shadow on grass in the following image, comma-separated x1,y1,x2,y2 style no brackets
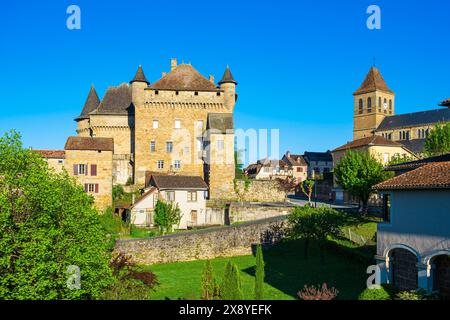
243,240,370,300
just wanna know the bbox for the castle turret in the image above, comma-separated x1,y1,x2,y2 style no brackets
218,66,237,111
75,85,100,136
353,66,395,140
130,65,149,107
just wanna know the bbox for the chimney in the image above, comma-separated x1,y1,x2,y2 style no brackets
162,71,167,77
170,58,177,71
209,75,215,83
286,150,291,158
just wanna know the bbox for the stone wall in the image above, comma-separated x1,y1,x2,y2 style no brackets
228,203,294,224
115,216,286,265
234,179,286,202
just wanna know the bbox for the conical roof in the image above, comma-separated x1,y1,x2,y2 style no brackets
75,85,100,121
130,65,149,84
353,66,393,95
218,66,237,85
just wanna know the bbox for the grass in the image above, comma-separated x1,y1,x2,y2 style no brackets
145,239,370,300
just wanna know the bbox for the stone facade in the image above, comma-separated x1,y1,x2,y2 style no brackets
228,203,294,224
234,179,287,202
64,149,113,212
115,216,285,264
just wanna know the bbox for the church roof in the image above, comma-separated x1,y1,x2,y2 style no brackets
332,135,404,152
75,85,100,121
398,139,426,155
89,84,133,115
149,64,220,92
353,66,393,95
376,108,450,131
218,66,237,85
130,65,149,84
303,151,333,163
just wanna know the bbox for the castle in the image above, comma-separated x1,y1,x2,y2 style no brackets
353,66,450,154
74,58,237,200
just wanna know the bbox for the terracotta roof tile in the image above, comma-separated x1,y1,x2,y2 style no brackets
353,66,393,95
149,64,219,92
374,161,450,190
64,137,114,152
34,150,66,158
284,154,307,166
332,135,403,152
385,153,450,171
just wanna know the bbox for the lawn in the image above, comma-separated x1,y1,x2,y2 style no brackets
145,239,371,300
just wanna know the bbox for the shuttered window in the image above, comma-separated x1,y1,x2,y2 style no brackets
91,164,97,176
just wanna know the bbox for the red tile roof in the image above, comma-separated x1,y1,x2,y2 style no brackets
353,66,393,95
64,137,114,152
374,161,450,190
34,150,66,158
332,135,403,152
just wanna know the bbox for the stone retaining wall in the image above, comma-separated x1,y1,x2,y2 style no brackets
235,180,286,202
228,203,294,224
115,216,286,265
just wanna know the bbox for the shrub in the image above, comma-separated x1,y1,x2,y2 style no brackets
395,289,439,300
221,261,243,300
154,200,182,234
112,185,125,202
201,260,220,300
358,284,396,300
298,283,339,300
254,245,265,300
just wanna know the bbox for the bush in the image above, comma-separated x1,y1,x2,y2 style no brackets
358,284,396,300
395,289,439,300
201,260,220,300
254,245,265,300
298,283,339,300
221,261,243,300
113,185,125,202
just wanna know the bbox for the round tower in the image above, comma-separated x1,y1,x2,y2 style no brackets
218,66,237,111
130,65,149,107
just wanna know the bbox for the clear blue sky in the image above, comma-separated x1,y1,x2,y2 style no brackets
1,0,449,163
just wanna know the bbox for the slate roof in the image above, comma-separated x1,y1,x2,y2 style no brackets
303,151,333,163
374,161,450,190
89,84,133,115
332,135,404,152
64,137,114,152
218,66,237,85
76,85,100,121
207,113,234,133
398,139,426,155
353,66,393,95
34,150,66,159
385,153,450,172
149,64,220,92
149,174,208,190
130,65,150,84
376,108,450,131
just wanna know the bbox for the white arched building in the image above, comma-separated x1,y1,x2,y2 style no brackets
374,155,450,297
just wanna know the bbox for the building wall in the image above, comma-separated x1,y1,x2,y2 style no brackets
207,133,235,199
375,123,443,142
64,149,113,212
131,191,156,226
353,90,395,140
45,158,65,173
89,114,133,155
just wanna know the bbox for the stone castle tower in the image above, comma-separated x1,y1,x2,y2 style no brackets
353,66,395,140
75,58,237,199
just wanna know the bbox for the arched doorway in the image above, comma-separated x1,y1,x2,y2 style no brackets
433,255,450,299
390,248,418,291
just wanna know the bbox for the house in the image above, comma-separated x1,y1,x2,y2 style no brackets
303,151,333,179
373,158,450,297
244,158,292,180
64,136,114,211
34,150,66,173
74,59,237,199
281,151,308,182
353,66,450,155
130,174,209,229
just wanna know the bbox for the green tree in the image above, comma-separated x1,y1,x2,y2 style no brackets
424,122,450,156
221,261,243,300
386,154,416,167
201,260,221,300
234,150,244,179
154,199,182,234
0,130,114,299
287,206,345,264
334,151,390,214
300,179,315,205
254,245,265,300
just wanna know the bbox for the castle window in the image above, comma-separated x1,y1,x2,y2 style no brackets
389,99,393,110
194,91,199,96
84,183,99,194
217,92,221,96
157,160,164,169
153,120,159,129
174,120,181,129
166,141,173,153
175,91,179,95
174,160,181,170
74,164,87,176
358,99,363,114
367,97,372,113
150,141,156,153
155,90,159,95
